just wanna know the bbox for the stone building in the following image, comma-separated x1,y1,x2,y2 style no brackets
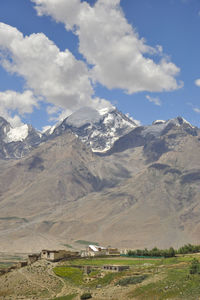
28,253,40,265
102,265,129,272
81,245,120,257
85,245,107,257
41,249,79,262
106,248,120,256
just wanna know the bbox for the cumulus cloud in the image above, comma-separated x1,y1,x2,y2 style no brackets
0,90,38,126
0,22,112,123
146,95,161,106
33,0,182,94
195,79,200,87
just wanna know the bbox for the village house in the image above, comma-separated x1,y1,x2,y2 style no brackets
120,249,129,255
27,253,40,265
102,265,129,272
81,245,107,257
41,249,79,262
81,245,121,257
106,247,120,256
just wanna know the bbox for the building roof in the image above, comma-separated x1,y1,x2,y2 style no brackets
89,245,106,252
89,245,98,252
41,249,59,253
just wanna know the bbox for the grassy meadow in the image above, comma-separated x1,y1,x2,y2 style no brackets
52,254,200,299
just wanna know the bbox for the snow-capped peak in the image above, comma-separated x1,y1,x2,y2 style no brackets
48,107,138,153
66,107,138,153
98,106,115,116
4,124,29,143
175,116,194,128
153,120,166,125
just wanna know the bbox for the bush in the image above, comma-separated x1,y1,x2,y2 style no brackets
80,292,92,299
128,246,176,258
178,244,200,254
190,258,200,274
115,275,148,286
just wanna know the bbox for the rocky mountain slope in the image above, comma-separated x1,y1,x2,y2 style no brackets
0,107,137,159
0,109,199,252
50,106,137,153
0,117,42,159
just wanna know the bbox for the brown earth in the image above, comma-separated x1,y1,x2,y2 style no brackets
0,126,200,252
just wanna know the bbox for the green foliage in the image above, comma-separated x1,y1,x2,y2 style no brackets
189,258,200,274
128,246,176,258
66,258,159,267
80,292,92,299
96,272,121,285
127,244,200,258
115,275,148,286
131,267,200,299
178,244,200,254
88,269,100,277
53,267,84,285
159,256,193,265
52,255,200,299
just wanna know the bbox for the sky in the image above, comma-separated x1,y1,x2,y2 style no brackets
0,0,200,130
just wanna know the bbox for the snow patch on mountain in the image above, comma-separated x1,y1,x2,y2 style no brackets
141,117,195,138
153,120,166,125
170,117,195,128
49,107,138,153
5,124,29,143
70,107,138,153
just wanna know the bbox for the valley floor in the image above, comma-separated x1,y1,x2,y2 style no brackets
0,255,200,300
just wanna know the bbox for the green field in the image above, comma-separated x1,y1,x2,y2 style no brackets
0,262,14,269
53,265,129,287
52,254,200,299
131,266,200,299
65,257,161,267
54,267,84,285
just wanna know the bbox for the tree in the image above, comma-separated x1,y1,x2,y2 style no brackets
190,258,200,274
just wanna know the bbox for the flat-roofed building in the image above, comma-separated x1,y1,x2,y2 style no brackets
41,250,79,262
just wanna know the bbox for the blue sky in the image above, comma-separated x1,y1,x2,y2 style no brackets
0,0,200,130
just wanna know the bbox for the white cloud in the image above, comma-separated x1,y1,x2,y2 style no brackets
32,0,182,94
193,107,200,113
126,113,141,126
0,22,112,123
146,95,161,106
0,90,38,126
195,78,200,87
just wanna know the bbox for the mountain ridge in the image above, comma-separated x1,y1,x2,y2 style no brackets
0,108,198,160
0,109,199,252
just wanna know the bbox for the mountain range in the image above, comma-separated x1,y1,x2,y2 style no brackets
0,107,200,252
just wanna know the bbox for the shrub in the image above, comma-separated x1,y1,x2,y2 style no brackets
128,246,176,258
178,244,200,254
115,275,148,286
190,258,200,274
80,292,92,299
